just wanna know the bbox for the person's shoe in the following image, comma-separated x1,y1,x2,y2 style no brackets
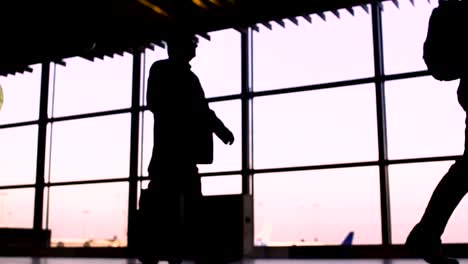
423,255,459,264
137,256,157,264
405,224,459,264
168,258,182,264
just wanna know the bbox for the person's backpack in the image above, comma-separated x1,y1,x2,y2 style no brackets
423,0,465,81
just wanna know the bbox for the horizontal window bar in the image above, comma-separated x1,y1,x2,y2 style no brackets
0,183,36,190
45,177,130,187
50,108,131,123
383,70,430,82
251,76,376,98
0,120,39,129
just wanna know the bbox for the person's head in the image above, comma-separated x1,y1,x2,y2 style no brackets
166,30,198,63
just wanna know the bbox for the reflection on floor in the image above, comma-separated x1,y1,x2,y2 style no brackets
1,258,468,264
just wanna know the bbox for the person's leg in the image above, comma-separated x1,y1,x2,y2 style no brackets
416,158,468,235
137,165,185,263
181,165,213,264
406,116,468,264
406,160,468,263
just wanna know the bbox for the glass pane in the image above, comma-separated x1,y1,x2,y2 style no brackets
137,180,150,210
389,161,468,244
0,188,34,228
0,126,38,186
52,54,132,117
386,77,465,159
43,186,49,230
382,0,437,75
254,84,378,169
254,167,381,246
191,29,241,98
253,7,373,92
199,100,241,173
46,183,128,247
44,123,52,184
201,175,242,196
49,114,131,182
142,45,168,107
140,111,153,177
0,64,41,125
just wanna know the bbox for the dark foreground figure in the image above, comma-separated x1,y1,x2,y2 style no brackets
133,28,234,264
406,1,467,264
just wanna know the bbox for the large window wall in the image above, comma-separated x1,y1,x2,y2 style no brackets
251,0,465,247
251,4,382,246
0,0,464,251
0,65,41,229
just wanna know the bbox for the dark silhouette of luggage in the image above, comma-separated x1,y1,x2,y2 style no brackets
133,187,185,264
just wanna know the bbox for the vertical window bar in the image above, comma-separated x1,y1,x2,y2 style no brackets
127,50,142,249
34,62,50,230
242,28,254,256
372,3,392,245
242,29,254,195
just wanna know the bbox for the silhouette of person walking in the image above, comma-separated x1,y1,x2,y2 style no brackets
406,1,467,264
136,29,234,264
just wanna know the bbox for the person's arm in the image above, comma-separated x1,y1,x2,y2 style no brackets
193,74,235,145
146,62,166,114
148,61,194,146
209,109,234,145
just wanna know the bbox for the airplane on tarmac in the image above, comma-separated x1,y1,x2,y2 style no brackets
255,224,354,246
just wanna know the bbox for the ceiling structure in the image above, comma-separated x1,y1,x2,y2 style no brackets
0,0,397,77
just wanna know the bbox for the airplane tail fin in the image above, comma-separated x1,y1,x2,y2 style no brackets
341,231,354,246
